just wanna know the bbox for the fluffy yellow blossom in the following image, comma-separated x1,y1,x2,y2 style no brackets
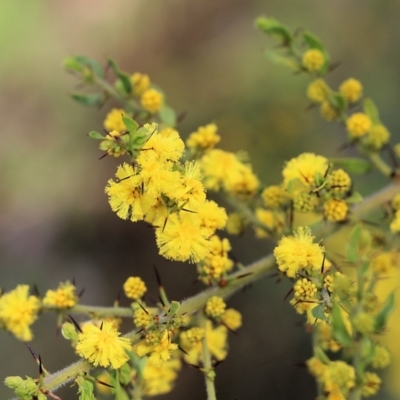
353,312,375,334
42,281,77,309
130,72,150,96
156,212,211,263
323,199,348,222
186,123,221,152
346,112,372,138
133,308,153,328
320,100,339,121
371,252,399,275
282,153,329,190
0,285,40,341
302,49,325,72
196,200,227,236
226,212,246,235
103,108,127,132
307,356,327,381
221,308,242,331
364,124,390,150
371,345,391,369
180,320,227,365
76,321,131,369
141,88,164,113
261,185,290,209
392,193,400,211
254,208,284,238
205,296,227,318
328,169,351,196
123,276,147,300
362,372,381,397
307,79,329,103
339,78,363,103
274,226,325,278
323,361,355,395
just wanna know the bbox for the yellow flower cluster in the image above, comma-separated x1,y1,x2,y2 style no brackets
141,88,164,113
130,72,150,96
323,199,348,222
186,123,221,152
307,78,329,103
123,276,147,300
104,108,127,132
339,78,363,103
42,281,77,309
346,112,372,138
302,49,325,72
205,296,227,318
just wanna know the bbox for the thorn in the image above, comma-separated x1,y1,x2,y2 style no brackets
136,301,149,314
135,328,145,336
321,253,326,274
221,322,238,336
25,342,39,362
68,314,83,333
153,265,162,288
39,355,44,375
235,272,253,280
78,287,85,299
115,288,122,305
72,277,76,286
99,152,108,160
31,284,40,298
213,359,224,368
176,110,188,125
327,61,341,73
99,321,103,330
162,217,168,233
283,287,294,302
95,378,115,389
158,295,165,308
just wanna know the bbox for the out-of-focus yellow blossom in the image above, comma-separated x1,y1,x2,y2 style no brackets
123,276,147,300
390,210,400,233
195,200,227,237
130,72,150,96
323,199,348,222
0,285,40,341
293,192,318,213
181,327,205,345
353,312,375,334
322,361,355,396
205,296,226,318
274,226,325,278
307,356,327,381
371,345,391,369
302,49,325,72
328,169,351,196
362,372,381,397
254,208,284,238
76,321,131,369
104,108,127,132
320,100,339,121
226,212,246,235
282,153,329,190
346,112,372,138
42,281,77,309
391,193,400,211
307,78,329,103
141,88,164,113
339,78,363,103
200,149,259,195
186,123,221,152
364,124,390,150
261,185,290,209
316,322,342,352
221,308,242,331
371,252,399,275
180,320,227,365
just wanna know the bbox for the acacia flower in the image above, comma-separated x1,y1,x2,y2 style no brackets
302,49,325,72
130,72,150,96
307,79,329,103
186,123,221,151
0,285,40,341
274,226,325,278
140,88,164,113
42,281,77,309
323,199,348,222
339,78,362,103
123,276,147,300
364,124,390,150
221,309,242,331
205,296,226,318
103,108,127,132
76,321,131,369
346,112,372,138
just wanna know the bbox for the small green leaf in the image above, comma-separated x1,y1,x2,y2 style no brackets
118,362,131,385
346,191,363,204
331,303,352,346
375,291,395,332
313,347,330,364
88,130,105,140
363,98,380,125
329,157,372,174
159,105,177,127
346,224,362,262
327,92,347,114
108,58,132,94
74,55,104,78
78,380,95,400
71,92,105,107
302,31,324,51
122,115,139,133
311,304,328,322
255,17,292,45
265,50,299,70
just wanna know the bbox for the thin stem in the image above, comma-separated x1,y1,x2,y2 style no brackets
368,152,394,178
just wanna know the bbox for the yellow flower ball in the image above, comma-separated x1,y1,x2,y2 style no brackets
346,113,372,138
141,88,164,113
302,49,325,72
339,78,363,103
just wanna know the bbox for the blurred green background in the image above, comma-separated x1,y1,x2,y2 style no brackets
1,1,400,399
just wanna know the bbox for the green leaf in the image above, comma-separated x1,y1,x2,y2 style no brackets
78,380,95,400
108,58,132,94
74,55,104,78
88,130,105,140
331,303,352,346
346,224,362,262
118,362,131,385
265,50,299,70
255,17,292,45
71,92,105,107
311,304,328,322
122,115,139,133
314,347,330,364
159,105,176,127
346,191,363,204
302,31,324,51
375,291,395,332
363,98,380,125
329,157,372,174
327,92,347,114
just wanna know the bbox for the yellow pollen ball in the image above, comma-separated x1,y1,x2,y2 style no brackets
130,72,151,96
123,277,147,300
141,88,164,113
205,296,227,318
320,101,339,121
302,49,325,72
323,199,348,222
307,79,329,103
103,108,127,132
346,113,372,138
339,78,363,103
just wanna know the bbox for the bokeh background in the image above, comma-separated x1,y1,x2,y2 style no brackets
1,1,400,399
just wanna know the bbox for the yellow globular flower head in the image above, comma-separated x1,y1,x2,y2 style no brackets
226,212,246,235
106,163,157,222
282,153,329,190
0,285,40,341
316,321,342,353
307,357,327,382
390,210,400,233
328,169,351,197
196,200,227,236
302,49,325,72
391,193,400,211
104,108,127,132
371,252,399,275
42,281,77,309
346,112,372,138
274,226,325,278
221,308,242,331
353,312,375,334
123,276,147,300
323,361,356,395
320,100,339,121
254,208,285,238
362,372,381,397
142,357,181,396
371,345,391,369
339,78,363,103
323,199,348,222
180,320,227,365
293,192,318,213
130,72,150,96
293,278,318,301
261,185,290,209
186,123,221,152
307,78,329,103
76,321,131,369
181,327,205,345
156,212,211,263
364,124,390,151
141,88,164,113
205,296,227,318
133,308,153,329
